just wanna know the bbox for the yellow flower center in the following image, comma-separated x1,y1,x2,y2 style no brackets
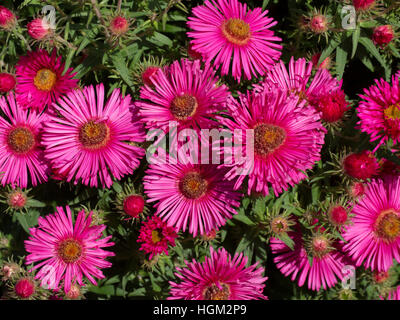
203,283,230,300
7,127,36,154
57,239,82,263
33,68,57,92
384,103,400,120
222,18,251,46
79,120,110,149
254,123,286,156
179,172,208,199
375,209,400,242
151,230,162,244
170,94,198,120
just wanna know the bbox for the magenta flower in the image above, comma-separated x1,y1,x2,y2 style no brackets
42,84,146,188
24,206,115,293
137,215,178,260
136,58,229,133
386,286,400,300
270,230,350,291
0,93,48,188
144,159,242,236
187,0,282,81
342,177,400,272
169,247,268,300
357,74,400,151
259,57,342,108
220,86,326,196
15,49,78,112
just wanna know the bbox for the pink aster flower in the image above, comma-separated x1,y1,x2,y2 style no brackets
0,6,16,30
259,57,342,109
187,0,282,81
219,87,326,196
0,93,48,188
42,84,146,188
144,158,242,236
137,58,229,133
270,229,351,291
15,49,78,112
357,74,400,151
137,215,178,260
342,177,400,272
24,206,114,293
169,247,268,300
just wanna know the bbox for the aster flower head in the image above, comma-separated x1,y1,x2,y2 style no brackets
259,57,342,114
0,93,49,188
357,73,400,151
353,0,376,11
15,49,78,112
24,206,115,293
137,215,178,260
187,0,282,81
144,157,242,236
42,84,146,188
169,247,268,300
342,177,400,272
115,182,148,221
220,86,326,196
271,228,351,291
109,15,130,36
132,56,166,87
137,58,229,133
309,89,350,124
386,286,400,300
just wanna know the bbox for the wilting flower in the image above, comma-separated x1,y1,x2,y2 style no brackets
187,0,282,81
42,84,146,188
0,93,48,188
270,229,351,291
0,73,16,93
137,58,229,133
309,89,350,123
137,215,178,260
15,49,78,112
144,158,242,236
342,177,400,272
109,15,129,36
24,206,115,293
169,247,268,300
220,86,326,196
357,74,400,151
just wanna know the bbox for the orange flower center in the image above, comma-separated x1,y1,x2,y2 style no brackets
79,120,110,149
203,283,231,300
151,230,162,244
222,18,251,46
179,172,208,199
254,124,286,156
375,209,400,242
7,127,35,154
57,239,82,263
384,103,400,120
170,94,198,120
34,68,57,91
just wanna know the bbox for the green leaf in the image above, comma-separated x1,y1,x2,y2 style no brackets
87,284,115,296
233,213,255,226
277,233,295,251
336,45,348,80
351,26,360,58
26,199,46,208
359,36,389,74
15,212,30,233
111,54,134,87
148,32,173,47
318,36,341,66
